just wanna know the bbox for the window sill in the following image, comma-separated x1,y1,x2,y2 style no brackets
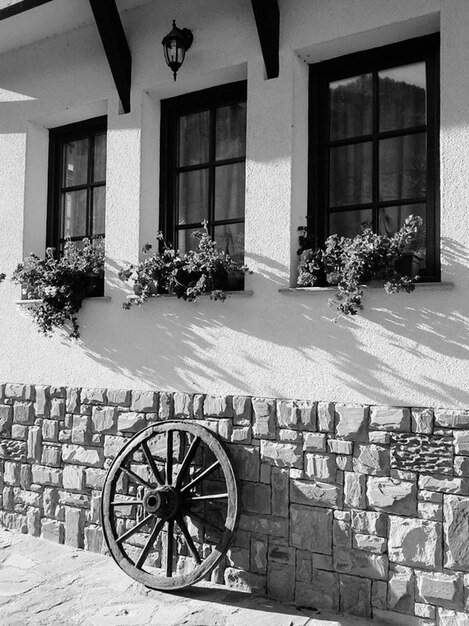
279,282,455,295
14,296,112,305
126,290,254,302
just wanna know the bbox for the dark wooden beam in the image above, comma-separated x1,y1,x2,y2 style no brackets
89,0,132,113
250,0,279,79
0,0,52,21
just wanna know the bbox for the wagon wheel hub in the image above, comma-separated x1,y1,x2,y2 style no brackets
143,486,179,519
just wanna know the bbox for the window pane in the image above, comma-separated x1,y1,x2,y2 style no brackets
330,74,372,140
177,228,200,254
214,163,245,221
329,209,372,238
215,102,246,160
92,186,105,235
63,138,89,187
379,203,427,269
177,169,209,225
330,142,372,207
93,133,107,182
178,111,210,167
379,133,426,201
61,190,87,238
214,223,244,264
379,62,426,132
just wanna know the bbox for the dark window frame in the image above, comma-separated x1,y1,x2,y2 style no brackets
308,34,440,280
159,81,247,249
47,116,107,252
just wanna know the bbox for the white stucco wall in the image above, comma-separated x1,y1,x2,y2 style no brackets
0,0,467,408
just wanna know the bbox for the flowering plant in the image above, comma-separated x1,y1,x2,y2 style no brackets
119,223,250,309
11,238,104,338
297,215,424,317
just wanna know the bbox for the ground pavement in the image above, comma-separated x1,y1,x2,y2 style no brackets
0,528,382,626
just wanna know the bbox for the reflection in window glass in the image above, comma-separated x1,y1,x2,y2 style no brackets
215,103,247,160
214,163,245,221
379,134,426,201
177,169,209,226
379,62,426,132
330,74,372,140
63,139,88,187
179,111,210,167
329,209,373,239
330,142,372,207
178,228,200,255
93,133,107,182
92,187,106,235
62,190,87,238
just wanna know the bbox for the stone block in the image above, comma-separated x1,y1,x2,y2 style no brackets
391,432,453,474
43,487,59,517
204,395,233,418
41,445,61,467
63,465,85,491
344,472,366,509
419,489,443,503
261,440,302,468
336,455,353,471
81,388,106,405
290,504,332,554
328,439,353,454
279,428,301,442
353,444,390,476
333,547,388,580
224,569,266,595
172,392,192,418
19,465,31,490
11,424,27,440
241,482,271,514
351,510,387,537
91,406,117,434
49,387,65,398
415,603,435,619
66,388,80,413
226,444,259,481
14,402,35,424
419,474,468,494
444,495,469,571
14,489,42,511
388,516,442,569
85,468,106,490
387,564,414,614
455,456,469,477
41,519,64,544
230,426,251,443
367,477,416,516
335,404,368,441
129,390,158,414
373,609,434,625
276,399,298,428
435,409,469,429
5,384,27,400
454,432,469,456
106,389,131,407
62,444,104,467
296,400,317,431
232,396,251,425
372,580,387,610
32,465,62,487
4,461,20,486
369,431,390,444
0,405,12,436
103,436,126,458
27,507,41,537
296,551,312,582
271,466,288,517
333,519,351,547
291,479,342,509
225,546,250,571
59,491,90,508
418,501,442,522
259,463,270,483
27,426,42,463
303,432,326,452
412,408,434,434
295,571,339,612
117,412,146,433
252,398,276,439
416,571,464,610
239,513,287,538
370,406,410,431
304,453,335,482
267,560,295,602
65,507,84,548
250,534,267,573
85,526,103,553
437,609,469,625
0,439,27,462
353,533,386,554
317,402,335,432
158,392,173,419
50,399,65,420
42,419,59,442
340,574,371,618
218,419,232,441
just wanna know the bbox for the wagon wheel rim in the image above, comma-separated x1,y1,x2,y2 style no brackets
101,420,238,590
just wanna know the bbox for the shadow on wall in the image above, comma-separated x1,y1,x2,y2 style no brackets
76,238,469,407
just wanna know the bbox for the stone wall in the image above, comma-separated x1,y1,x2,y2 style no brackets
1,383,469,625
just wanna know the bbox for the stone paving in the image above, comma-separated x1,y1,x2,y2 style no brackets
0,528,379,626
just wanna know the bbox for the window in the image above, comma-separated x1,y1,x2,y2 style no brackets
309,35,439,279
47,117,107,252
160,82,247,284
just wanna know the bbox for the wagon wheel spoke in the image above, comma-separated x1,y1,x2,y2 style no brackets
166,519,174,577
135,518,165,569
166,430,173,485
141,440,164,486
180,460,220,494
111,499,143,506
176,515,201,564
120,466,152,489
186,493,228,501
116,514,154,544
175,436,201,488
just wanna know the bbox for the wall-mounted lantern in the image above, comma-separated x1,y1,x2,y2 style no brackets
162,20,193,81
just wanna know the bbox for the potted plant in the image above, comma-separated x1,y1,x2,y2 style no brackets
119,223,250,309
297,215,424,318
11,238,104,338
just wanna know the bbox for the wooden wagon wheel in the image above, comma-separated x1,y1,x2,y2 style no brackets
101,420,238,590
